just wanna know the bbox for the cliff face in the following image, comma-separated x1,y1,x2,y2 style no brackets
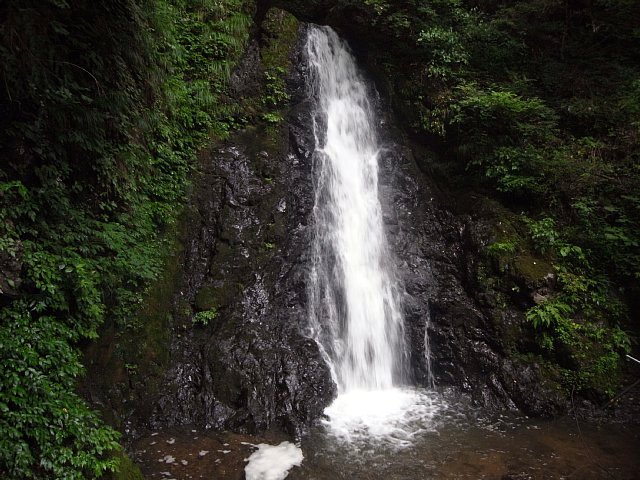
84,6,590,440
265,0,640,409
148,29,337,432
141,17,567,437
84,21,338,436
374,120,567,416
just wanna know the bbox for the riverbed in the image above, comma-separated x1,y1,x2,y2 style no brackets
132,388,639,480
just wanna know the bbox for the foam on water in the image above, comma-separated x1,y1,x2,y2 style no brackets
244,442,303,480
323,388,445,447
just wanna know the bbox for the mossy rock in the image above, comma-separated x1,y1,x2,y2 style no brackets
194,282,240,312
476,198,554,286
174,297,193,326
261,9,299,72
195,285,220,312
105,450,144,480
513,254,553,284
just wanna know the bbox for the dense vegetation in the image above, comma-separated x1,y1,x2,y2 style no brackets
0,0,252,477
348,0,639,397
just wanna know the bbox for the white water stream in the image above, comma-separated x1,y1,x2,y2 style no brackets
306,25,441,445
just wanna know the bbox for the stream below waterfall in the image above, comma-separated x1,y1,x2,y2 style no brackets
132,395,640,480
289,390,640,480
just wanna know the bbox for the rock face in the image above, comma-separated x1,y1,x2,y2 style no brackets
253,0,570,417
140,17,566,437
147,26,335,435
364,51,567,417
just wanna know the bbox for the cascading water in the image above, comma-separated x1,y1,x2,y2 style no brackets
306,25,441,445
306,25,406,392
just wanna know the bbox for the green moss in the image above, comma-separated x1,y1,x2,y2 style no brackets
473,198,554,284
195,285,220,312
105,450,144,480
536,362,566,396
257,9,299,124
261,9,300,73
513,254,553,283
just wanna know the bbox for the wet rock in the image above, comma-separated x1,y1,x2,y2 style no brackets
229,40,262,97
142,26,335,436
118,20,569,438
372,69,567,416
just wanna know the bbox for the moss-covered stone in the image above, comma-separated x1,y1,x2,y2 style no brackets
232,7,299,132
513,254,552,283
195,285,220,312
105,450,144,480
82,209,187,429
261,9,299,71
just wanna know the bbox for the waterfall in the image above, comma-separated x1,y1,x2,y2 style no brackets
306,25,406,393
305,25,442,445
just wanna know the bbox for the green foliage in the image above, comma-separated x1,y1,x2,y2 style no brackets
257,9,298,125
526,299,575,330
525,262,630,395
193,308,218,326
417,26,468,80
525,217,561,255
105,450,144,480
451,84,558,197
0,0,252,477
356,0,638,231
527,297,630,396
166,0,252,140
260,67,290,124
0,307,120,478
264,68,290,108
352,0,638,397
487,241,517,256
519,208,630,395
363,0,389,16
261,112,284,124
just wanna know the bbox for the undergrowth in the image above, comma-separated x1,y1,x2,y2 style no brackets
0,0,252,477
340,0,639,397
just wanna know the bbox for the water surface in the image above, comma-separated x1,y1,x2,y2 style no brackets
289,391,639,480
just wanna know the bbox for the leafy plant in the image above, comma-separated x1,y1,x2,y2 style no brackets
261,112,284,124
487,240,517,256
525,217,560,255
193,308,218,326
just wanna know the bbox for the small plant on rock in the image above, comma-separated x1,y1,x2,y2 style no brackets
193,308,218,326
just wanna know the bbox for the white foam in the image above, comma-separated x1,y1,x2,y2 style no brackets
323,388,445,447
244,442,303,480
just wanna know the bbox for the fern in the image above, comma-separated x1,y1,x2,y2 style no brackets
526,299,575,329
